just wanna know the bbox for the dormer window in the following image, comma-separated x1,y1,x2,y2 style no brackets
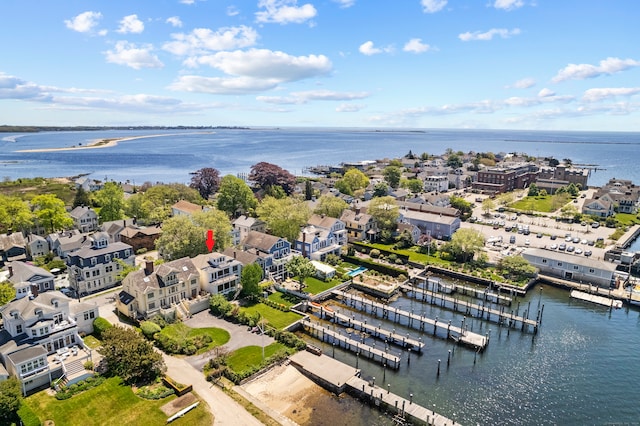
91,257,97,266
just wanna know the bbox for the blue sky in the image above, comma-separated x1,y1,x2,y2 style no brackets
1,0,639,130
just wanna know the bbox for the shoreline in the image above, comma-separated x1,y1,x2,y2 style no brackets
15,131,214,153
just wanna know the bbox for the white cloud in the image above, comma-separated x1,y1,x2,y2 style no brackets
64,11,103,34
227,6,240,16
403,38,432,54
509,78,536,89
290,90,370,101
166,16,183,28
583,87,640,102
256,0,317,25
117,14,144,34
493,0,524,11
180,0,196,4
104,41,164,70
336,103,365,112
459,28,521,41
421,0,447,13
163,26,258,56
552,57,640,83
538,88,555,97
169,75,280,94
359,41,393,56
256,95,305,105
191,49,332,82
333,0,356,8
0,73,50,101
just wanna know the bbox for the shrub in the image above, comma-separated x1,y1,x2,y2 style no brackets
370,249,381,258
83,360,94,371
92,317,112,339
140,321,162,339
136,383,175,400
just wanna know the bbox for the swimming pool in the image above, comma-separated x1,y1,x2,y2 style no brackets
347,266,367,277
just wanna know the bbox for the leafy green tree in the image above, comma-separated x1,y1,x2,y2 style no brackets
388,159,404,168
567,183,580,197
498,256,537,281
192,209,232,250
402,178,423,194
285,256,316,291
249,162,297,196
0,281,16,306
368,196,399,231
481,198,496,215
155,215,208,260
395,230,414,249
383,166,402,189
95,182,125,222
116,258,140,281
98,325,165,384
527,183,540,197
444,228,485,262
335,168,369,195
373,182,389,197
304,179,313,201
0,195,33,233
0,377,22,424
420,152,430,161
241,263,263,297
313,194,348,218
256,196,310,243
216,175,257,218
124,193,153,224
449,195,473,220
31,194,73,233
446,153,463,169
72,186,91,208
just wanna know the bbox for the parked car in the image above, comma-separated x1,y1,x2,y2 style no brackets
567,246,575,252
565,236,573,242
559,243,567,250
572,237,580,243
575,248,583,255
591,222,600,228
525,239,531,246
550,235,557,240
550,244,558,250
510,236,516,244
537,233,543,238
584,250,592,257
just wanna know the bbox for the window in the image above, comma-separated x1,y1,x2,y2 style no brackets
85,271,91,278
589,268,595,273
84,311,96,321
148,302,156,310
105,254,111,262
557,262,563,267
574,265,579,270
124,249,131,257
91,257,97,266
16,324,23,334
148,292,154,298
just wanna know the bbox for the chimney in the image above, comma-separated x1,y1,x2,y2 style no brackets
145,260,154,276
8,265,13,278
30,284,39,297
233,251,237,259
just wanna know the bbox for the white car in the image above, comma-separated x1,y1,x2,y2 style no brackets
575,248,583,255
525,239,531,246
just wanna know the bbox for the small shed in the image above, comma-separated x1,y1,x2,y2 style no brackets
310,260,336,280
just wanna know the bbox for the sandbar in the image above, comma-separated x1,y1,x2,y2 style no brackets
16,131,213,153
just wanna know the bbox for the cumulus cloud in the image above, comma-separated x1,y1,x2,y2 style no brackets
169,75,280,94
333,0,356,7
508,78,536,89
538,88,555,97
336,103,365,112
163,26,258,56
552,57,640,83
256,95,305,105
0,73,50,101
227,6,240,16
256,0,317,25
459,28,521,41
359,41,393,56
403,38,433,53
257,90,369,105
104,41,164,70
190,49,332,82
117,14,145,34
582,87,640,102
421,0,447,13
493,0,524,11
166,16,183,28
64,11,103,34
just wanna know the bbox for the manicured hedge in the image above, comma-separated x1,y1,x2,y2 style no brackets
341,255,407,277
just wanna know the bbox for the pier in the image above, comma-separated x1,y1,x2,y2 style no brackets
570,290,623,309
300,317,402,369
400,284,540,334
290,351,454,426
418,277,513,306
315,306,425,352
332,290,488,351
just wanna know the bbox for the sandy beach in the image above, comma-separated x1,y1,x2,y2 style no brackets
241,364,392,426
15,131,213,153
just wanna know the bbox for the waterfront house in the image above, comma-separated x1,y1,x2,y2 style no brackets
295,214,347,261
581,198,614,218
398,209,461,240
0,291,96,395
7,261,55,297
241,231,292,281
395,222,421,244
192,252,243,296
66,232,134,296
593,179,640,214
69,206,99,233
75,176,103,192
0,232,27,266
522,248,616,288
117,258,200,321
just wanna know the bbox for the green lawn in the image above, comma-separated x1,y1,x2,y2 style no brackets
267,291,300,307
226,343,288,374
614,213,640,226
159,323,230,353
241,303,302,330
21,376,212,426
82,335,101,349
303,276,342,295
357,242,452,266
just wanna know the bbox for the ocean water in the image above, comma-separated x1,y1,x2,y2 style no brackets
1,128,639,187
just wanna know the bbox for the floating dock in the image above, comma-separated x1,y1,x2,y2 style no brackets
421,277,513,306
570,290,623,309
332,290,488,351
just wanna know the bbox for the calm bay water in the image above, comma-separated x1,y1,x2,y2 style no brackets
2,128,640,424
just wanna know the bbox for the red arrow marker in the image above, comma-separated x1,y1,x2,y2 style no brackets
206,229,215,252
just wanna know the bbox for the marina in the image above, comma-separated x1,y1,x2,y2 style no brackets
570,289,623,309
419,277,513,306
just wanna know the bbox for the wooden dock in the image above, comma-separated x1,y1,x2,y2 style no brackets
418,277,513,306
315,306,425,353
290,351,454,426
570,290,623,309
300,317,402,369
400,284,540,334
332,290,488,351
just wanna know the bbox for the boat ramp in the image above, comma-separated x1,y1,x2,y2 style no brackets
570,290,623,309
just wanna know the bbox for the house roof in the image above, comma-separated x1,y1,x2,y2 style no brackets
123,257,198,293
310,260,336,275
308,214,340,229
68,241,131,259
232,215,264,228
8,261,53,284
0,291,71,319
69,206,95,219
400,209,460,225
120,225,162,239
7,345,47,365
522,248,617,271
171,200,203,215
222,248,261,266
243,231,283,252
192,252,242,272
340,209,373,225
0,233,26,251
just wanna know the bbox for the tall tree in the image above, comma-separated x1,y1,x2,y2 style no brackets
241,263,263,297
124,193,153,224
31,194,73,233
190,167,221,200
444,228,485,262
98,325,165,384
285,256,316,291
72,186,91,208
95,182,125,222
155,215,207,260
0,377,22,424
383,166,402,189
0,281,16,306
216,175,257,218
249,162,297,196
256,196,310,243
304,179,313,201
192,209,232,251
313,194,349,218
368,196,399,231
0,195,33,233
335,168,369,195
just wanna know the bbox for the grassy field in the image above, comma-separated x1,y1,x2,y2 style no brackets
241,303,302,330
303,276,342,295
82,335,101,349
357,242,452,266
614,213,640,226
0,177,76,204
21,376,212,426
267,291,301,307
226,343,288,374
159,323,230,353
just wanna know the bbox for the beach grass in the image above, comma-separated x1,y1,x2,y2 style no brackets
21,376,211,426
